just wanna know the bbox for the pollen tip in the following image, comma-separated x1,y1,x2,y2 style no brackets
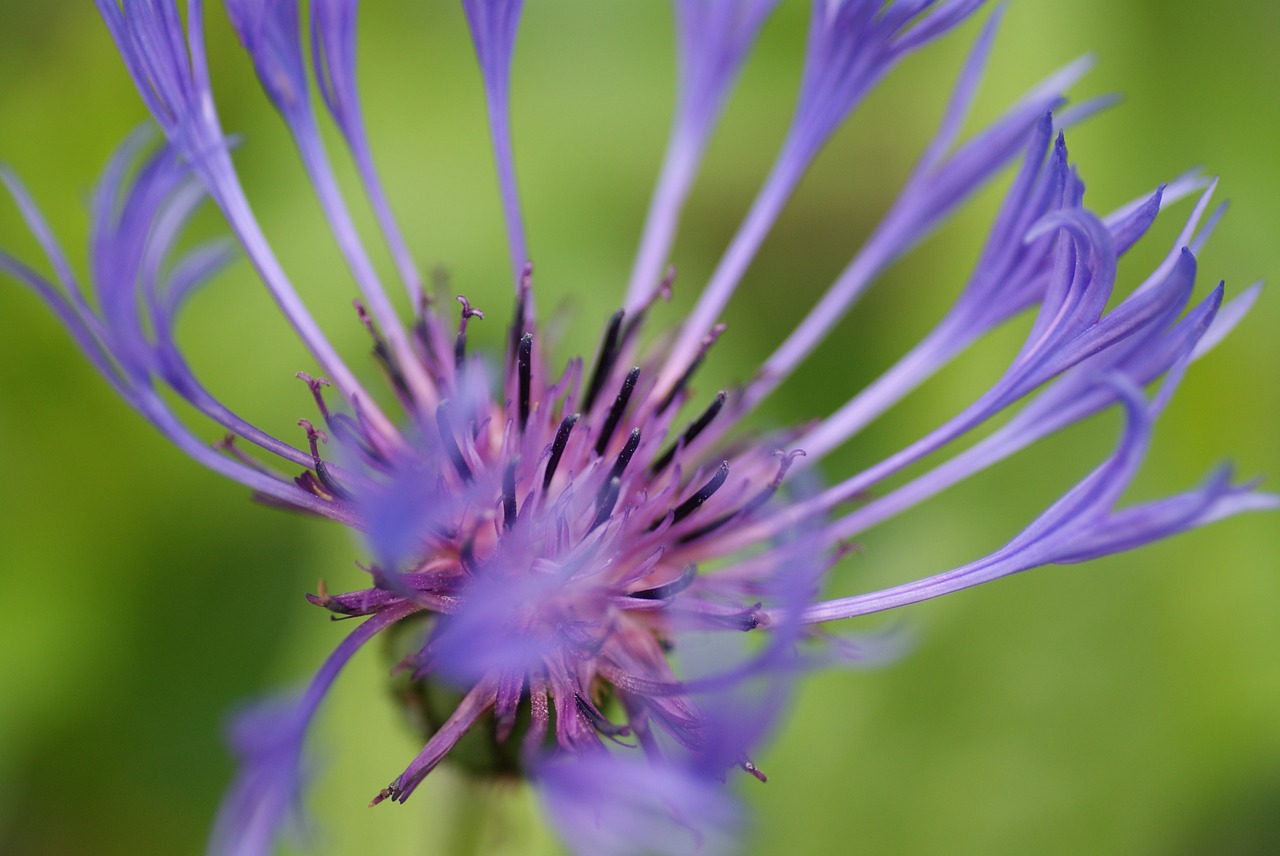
834,539,864,559
659,265,676,301
456,294,484,321
298,419,327,444
312,375,331,390
353,299,372,325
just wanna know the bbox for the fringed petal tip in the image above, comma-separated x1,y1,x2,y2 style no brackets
793,0,985,149
225,0,311,118
208,694,312,856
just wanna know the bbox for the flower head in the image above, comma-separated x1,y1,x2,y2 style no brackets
2,1,1275,855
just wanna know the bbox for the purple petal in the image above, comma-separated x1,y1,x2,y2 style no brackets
537,753,741,856
792,376,1277,624
625,0,781,307
209,602,419,856
462,0,529,285
311,0,426,307
94,1,399,430
224,0,310,117
654,0,984,399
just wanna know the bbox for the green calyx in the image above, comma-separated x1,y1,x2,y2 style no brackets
382,612,536,779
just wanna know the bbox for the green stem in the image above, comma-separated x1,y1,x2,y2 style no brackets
432,768,564,856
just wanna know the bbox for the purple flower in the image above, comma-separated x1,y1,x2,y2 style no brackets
2,1,1274,855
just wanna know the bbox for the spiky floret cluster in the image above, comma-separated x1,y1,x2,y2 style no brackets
2,1,1275,855
296,267,814,807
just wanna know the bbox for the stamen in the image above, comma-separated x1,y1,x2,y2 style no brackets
297,373,382,464
413,278,444,369
543,413,580,492
662,461,729,528
589,477,622,532
214,433,269,472
594,367,640,456
517,332,533,431
677,449,803,543
294,471,335,501
355,299,408,398
502,457,519,528
659,265,676,299
297,372,332,420
509,264,533,359
298,418,327,458
606,428,642,485
330,412,381,463
305,579,395,617
628,564,696,601
299,418,351,500
574,693,631,739
651,390,727,474
740,449,803,515
454,295,484,370
705,603,764,632
435,403,472,482
615,267,673,356
582,309,625,413
655,323,724,415
597,429,641,508
459,533,479,573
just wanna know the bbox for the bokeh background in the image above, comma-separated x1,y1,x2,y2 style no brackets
1,1,1277,854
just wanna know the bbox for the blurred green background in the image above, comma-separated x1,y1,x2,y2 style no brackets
1,1,1277,854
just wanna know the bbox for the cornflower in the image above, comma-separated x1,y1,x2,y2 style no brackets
1,1,1274,855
